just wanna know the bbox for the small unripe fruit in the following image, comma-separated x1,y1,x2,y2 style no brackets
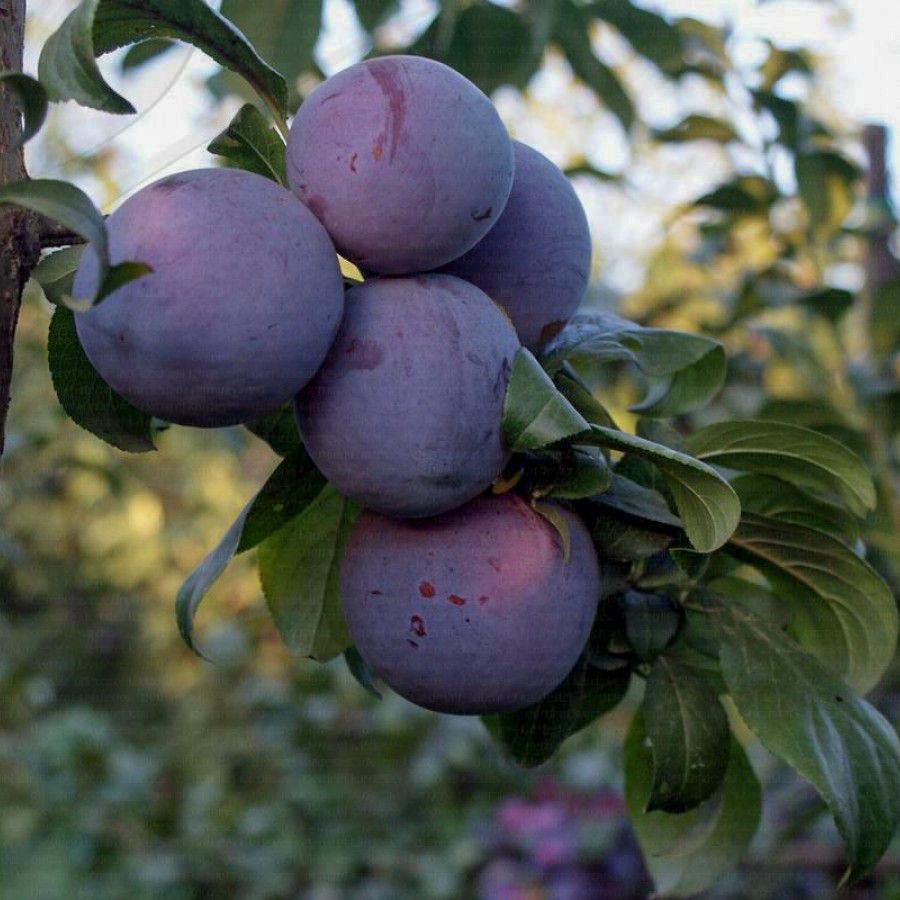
74,168,344,427
340,493,601,714
287,55,514,273
296,274,519,518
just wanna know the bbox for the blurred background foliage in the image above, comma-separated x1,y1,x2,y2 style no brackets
3,0,899,897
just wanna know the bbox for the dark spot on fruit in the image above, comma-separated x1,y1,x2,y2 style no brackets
343,337,384,370
465,618,470,623
407,639,419,649
395,329,404,339
349,153,358,173
478,595,489,605
539,320,567,344
488,557,501,572
419,581,435,598
409,615,427,637
372,133,385,161
448,594,466,606
471,206,492,221
367,589,383,598
117,332,126,343
466,351,484,366
320,91,343,105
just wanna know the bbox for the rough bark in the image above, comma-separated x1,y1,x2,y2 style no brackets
0,0,40,457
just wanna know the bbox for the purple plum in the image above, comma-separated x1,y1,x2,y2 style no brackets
340,493,601,714
73,168,344,427
439,141,592,350
287,55,515,273
295,274,519,517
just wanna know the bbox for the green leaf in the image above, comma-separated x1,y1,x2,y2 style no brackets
726,514,898,694
502,348,589,452
47,306,155,453
39,0,288,117
714,602,900,882
686,419,876,518
731,473,859,544
121,38,177,70
486,628,631,766
759,40,812,91
586,474,682,529
176,453,326,654
564,162,619,182
654,114,737,143
531,500,572,564
531,446,611,500
32,246,83,306
583,426,740,553
592,514,672,562
0,71,48,145
752,89,800,147
258,485,359,661
544,313,725,418
208,103,286,185
344,646,382,699
554,0,634,131
244,404,301,457
643,656,730,813
621,591,682,662
553,368,619,429
625,710,761,897
0,179,150,309
212,0,321,108
591,0,684,75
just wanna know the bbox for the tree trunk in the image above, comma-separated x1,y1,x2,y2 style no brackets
0,0,39,457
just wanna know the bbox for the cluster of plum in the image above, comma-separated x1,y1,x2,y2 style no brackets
74,55,600,715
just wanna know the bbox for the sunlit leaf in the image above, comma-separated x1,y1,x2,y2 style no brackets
208,103,287,185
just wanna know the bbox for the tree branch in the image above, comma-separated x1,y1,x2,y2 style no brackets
0,0,40,458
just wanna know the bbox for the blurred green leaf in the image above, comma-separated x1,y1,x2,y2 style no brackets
727,513,897,694
759,40,812,91
654,115,737,143
0,71,48,146
208,103,287,185
714,602,900,883
693,176,776,214
502,349,589,452
583,427,740,553
352,0,398,32
555,0,634,130
258,485,358,661
871,278,900,357
0,179,150,309
798,286,854,322
643,656,729,813
752,89,799,146
795,150,859,237
625,710,760,897
591,0,683,74
212,0,322,107
47,306,155,454
686,419,876,517
39,0,288,116
410,2,539,95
